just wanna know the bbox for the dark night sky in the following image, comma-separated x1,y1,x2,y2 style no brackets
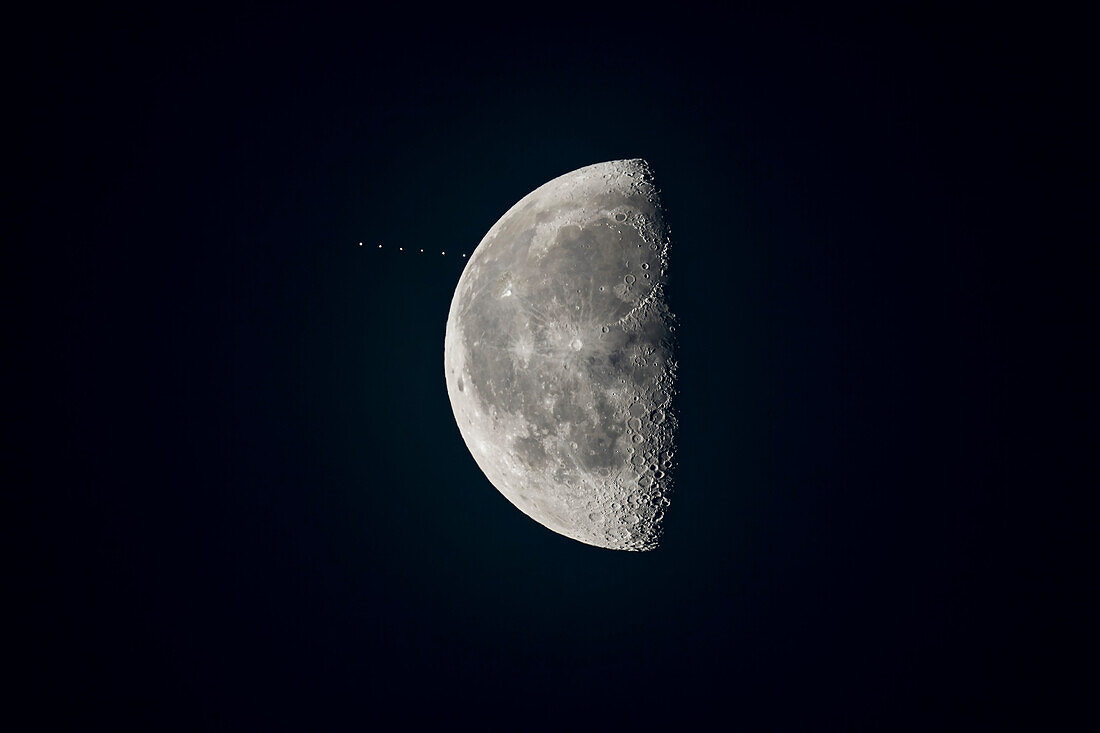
14,4,1091,729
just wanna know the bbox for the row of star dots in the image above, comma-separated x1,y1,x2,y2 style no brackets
359,242,466,257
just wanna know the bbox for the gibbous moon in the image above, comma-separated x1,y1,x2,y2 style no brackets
444,159,677,551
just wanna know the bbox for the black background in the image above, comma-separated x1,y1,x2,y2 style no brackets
15,4,1091,729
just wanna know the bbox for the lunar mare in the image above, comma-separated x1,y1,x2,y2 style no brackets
444,159,677,551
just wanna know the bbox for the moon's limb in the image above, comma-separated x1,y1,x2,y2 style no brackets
444,159,677,551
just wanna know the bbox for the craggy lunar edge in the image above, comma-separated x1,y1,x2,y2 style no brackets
444,159,678,551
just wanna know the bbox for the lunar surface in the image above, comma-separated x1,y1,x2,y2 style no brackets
444,159,677,551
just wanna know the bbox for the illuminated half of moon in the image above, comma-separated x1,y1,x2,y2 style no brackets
444,159,677,551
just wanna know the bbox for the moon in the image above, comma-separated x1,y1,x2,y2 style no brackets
444,159,678,551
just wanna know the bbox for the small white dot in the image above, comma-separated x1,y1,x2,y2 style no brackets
358,242,363,246
378,244,382,249
442,251,446,255
399,247,403,251
420,249,424,253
